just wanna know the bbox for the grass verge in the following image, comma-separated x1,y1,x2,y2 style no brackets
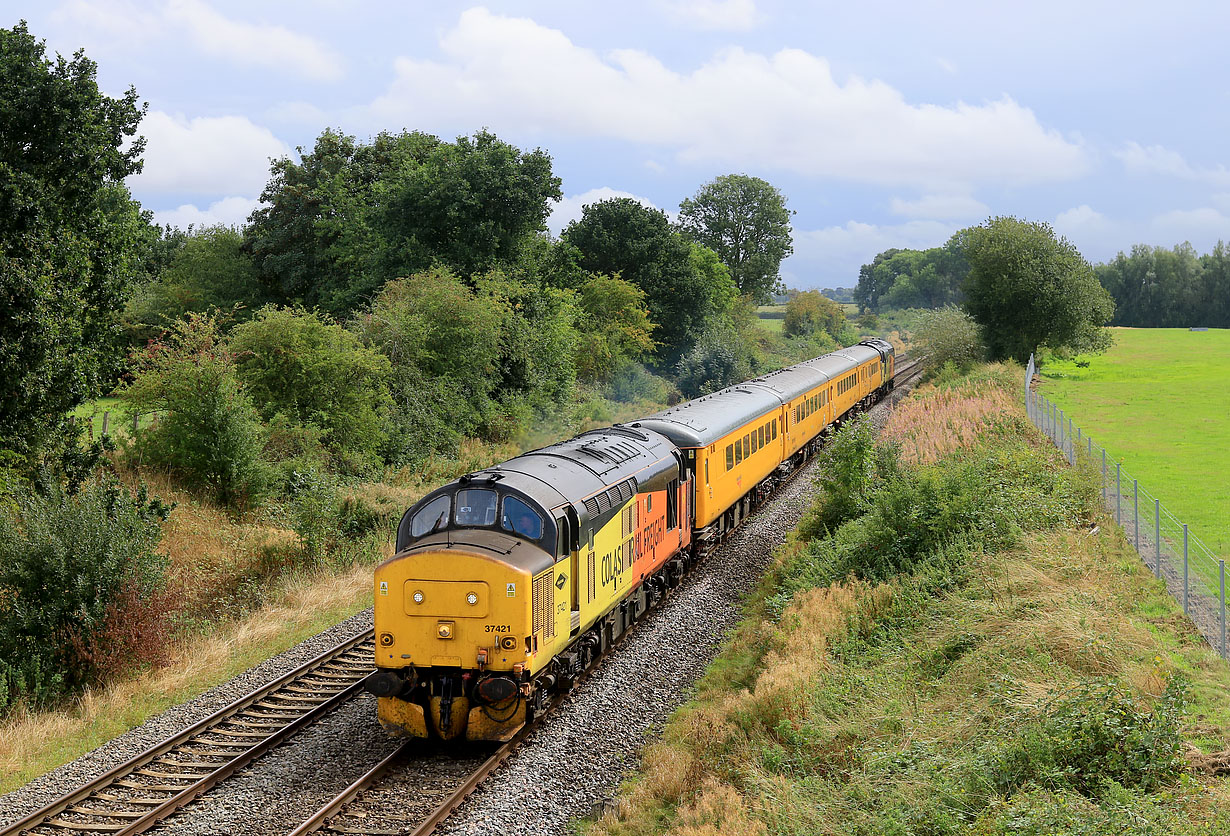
588,363,1230,836
0,562,371,794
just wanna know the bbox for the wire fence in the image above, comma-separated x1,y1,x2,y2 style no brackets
1025,355,1227,659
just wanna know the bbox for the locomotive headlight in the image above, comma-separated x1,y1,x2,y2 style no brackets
466,592,478,605
412,590,424,604
437,621,454,639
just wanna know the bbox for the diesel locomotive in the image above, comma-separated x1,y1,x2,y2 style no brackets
365,339,896,741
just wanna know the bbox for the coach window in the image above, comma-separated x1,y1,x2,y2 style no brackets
743,435,750,459
751,431,758,454
411,494,450,537
726,444,734,470
735,439,743,464
455,489,497,526
771,420,777,440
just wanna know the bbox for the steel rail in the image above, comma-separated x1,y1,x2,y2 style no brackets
3,630,375,836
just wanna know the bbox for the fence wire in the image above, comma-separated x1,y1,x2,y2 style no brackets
1025,355,1227,659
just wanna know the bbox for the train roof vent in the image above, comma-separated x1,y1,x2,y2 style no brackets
580,441,636,464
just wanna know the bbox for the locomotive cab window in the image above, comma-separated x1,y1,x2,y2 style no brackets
501,496,543,540
411,494,451,537
455,489,497,526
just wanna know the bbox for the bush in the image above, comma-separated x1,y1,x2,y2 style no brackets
914,306,985,374
230,306,393,472
986,679,1187,799
675,321,755,398
783,290,848,340
123,313,272,508
0,477,169,710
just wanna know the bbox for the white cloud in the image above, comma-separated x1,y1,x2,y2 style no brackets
135,111,290,195
788,219,958,287
665,0,759,31
1114,142,1230,187
1149,207,1230,243
167,0,345,81
368,9,1088,190
152,195,260,229
889,193,988,220
548,187,662,236
52,0,343,81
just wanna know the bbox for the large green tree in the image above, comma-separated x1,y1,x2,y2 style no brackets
244,129,561,316
0,22,150,462
957,216,1114,363
677,174,793,304
854,243,967,312
561,198,736,363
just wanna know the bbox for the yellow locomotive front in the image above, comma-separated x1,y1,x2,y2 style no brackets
367,482,559,742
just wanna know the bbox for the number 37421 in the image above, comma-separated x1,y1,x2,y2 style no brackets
485,624,511,633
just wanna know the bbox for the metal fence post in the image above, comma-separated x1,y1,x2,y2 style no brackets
1184,525,1190,615
1059,408,1065,449
1221,560,1226,658
1101,448,1107,503
1133,479,1139,549
1116,462,1121,525
1154,498,1161,578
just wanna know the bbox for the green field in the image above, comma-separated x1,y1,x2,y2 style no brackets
1039,328,1230,562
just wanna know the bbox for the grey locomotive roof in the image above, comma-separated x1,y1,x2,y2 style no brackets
631,385,784,448
399,425,680,551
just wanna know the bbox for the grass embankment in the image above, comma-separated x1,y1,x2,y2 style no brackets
591,364,1230,836
2,393,666,793
1039,327,1230,562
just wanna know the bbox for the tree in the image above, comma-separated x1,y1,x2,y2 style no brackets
957,217,1114,363
575,276,656,382
245,129,561,316
783,291,847,340
854,244,967,312
229,307,392,472
357,270,498,464
124,225,264,343
677,174,794,304
378,130,562,278
561,198,736,363
0,22,150,463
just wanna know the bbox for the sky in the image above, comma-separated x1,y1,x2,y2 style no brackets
9,0,1230,289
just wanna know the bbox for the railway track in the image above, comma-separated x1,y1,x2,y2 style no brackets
282,359,927,836
2,632,376,836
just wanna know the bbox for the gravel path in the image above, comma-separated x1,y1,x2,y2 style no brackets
1,378,918,836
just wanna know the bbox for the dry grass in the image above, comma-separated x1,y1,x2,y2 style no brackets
0,561,373,792
881,371,1021,463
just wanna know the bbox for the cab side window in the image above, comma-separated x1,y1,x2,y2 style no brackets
411,494,451,537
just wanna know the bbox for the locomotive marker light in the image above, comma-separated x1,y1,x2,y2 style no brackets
379,632,395,646
501,635,518,650
437,621,454,639
412,590,425,604
467,592,478,605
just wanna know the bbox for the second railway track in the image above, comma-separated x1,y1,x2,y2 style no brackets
2,632,376,836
